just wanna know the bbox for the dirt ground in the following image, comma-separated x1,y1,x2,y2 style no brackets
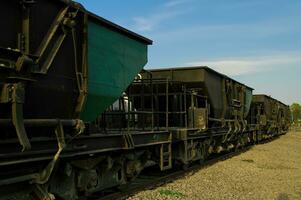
128,131,301,200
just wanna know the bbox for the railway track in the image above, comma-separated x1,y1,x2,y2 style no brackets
88,136,280,200
89,146,252,200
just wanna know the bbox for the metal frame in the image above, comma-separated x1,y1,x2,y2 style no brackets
100,78,192,132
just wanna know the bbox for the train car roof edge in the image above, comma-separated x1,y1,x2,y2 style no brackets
87,11,153,45
149,66,254,90
253,94,289,106
61,0,153,45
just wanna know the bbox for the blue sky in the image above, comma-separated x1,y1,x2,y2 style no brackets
76,0,301,105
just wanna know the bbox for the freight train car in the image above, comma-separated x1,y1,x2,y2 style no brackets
100,66,292,179
0,0,174,199
100,67,255,168
0,1,292,199
248,94,291,141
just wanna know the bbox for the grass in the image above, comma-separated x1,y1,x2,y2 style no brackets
159,189,185,198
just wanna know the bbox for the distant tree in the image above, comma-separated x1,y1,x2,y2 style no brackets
290,103,301,122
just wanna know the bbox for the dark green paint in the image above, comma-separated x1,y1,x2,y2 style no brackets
81,21,148,121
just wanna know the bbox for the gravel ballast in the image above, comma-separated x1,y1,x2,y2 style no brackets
128,131,301,200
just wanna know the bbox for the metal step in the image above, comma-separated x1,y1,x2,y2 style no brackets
160,143,172,171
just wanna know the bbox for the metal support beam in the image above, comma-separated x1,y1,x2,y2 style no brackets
0,83,31,151
33,121,66,184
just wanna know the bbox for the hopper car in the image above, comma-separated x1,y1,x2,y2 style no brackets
0,1,292,199
248,94,292,140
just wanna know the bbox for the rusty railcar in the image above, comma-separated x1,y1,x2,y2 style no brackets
100,67,256,168
144,66,254,129
101,67,291,172
249,94,291,139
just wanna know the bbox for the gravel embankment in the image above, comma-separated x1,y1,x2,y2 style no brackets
128,131,301,200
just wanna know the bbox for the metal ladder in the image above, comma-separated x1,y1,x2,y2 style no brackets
160,143,172,170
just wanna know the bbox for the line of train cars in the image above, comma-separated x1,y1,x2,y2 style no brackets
0,0,292,199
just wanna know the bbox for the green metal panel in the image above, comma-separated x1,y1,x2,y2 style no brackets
81,20,148,121
244,88,253,118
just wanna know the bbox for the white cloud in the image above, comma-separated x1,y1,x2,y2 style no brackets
186,52,301,76
132,17,153,32
132,1,193,32
133,10,184,32
152,20,299,42
165,0,193,7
